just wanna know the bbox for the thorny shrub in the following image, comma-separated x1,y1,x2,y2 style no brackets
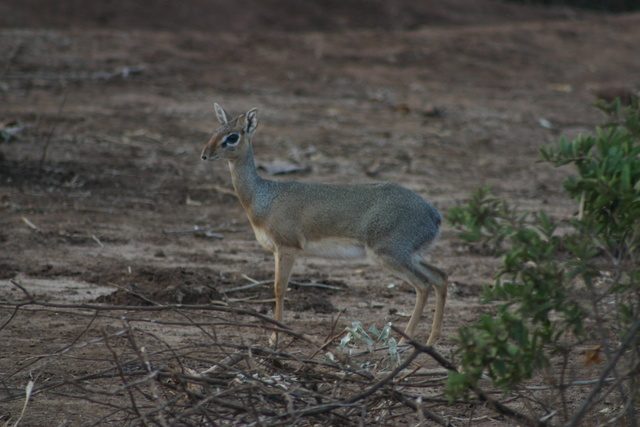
447,97,640,425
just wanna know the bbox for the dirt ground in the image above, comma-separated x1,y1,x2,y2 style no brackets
1,0,640,425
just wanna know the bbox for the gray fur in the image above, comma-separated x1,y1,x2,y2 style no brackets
201,105,448,346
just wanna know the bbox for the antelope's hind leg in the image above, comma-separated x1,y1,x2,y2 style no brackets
372,249,447,345
419,260,448,346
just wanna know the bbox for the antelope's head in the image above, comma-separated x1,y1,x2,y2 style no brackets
201,103,258,162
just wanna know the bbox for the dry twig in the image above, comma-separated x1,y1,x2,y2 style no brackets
0,284,549,426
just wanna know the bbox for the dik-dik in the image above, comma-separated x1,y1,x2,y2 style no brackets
201,104,447,346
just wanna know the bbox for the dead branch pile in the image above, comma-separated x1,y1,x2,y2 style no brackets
0,283,538,426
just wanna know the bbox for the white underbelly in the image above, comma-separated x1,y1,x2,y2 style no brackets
253,226,277,252
301,237,367,259
252,226,366,259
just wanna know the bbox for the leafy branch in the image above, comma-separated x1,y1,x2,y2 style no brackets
448,96,640,425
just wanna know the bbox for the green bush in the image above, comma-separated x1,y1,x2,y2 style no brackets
447,97,640,424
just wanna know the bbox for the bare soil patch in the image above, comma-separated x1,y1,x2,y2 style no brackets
1,1,640,425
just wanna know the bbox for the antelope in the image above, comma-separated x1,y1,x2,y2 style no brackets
201,104,447,346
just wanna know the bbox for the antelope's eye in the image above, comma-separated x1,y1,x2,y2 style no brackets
225,133,239,144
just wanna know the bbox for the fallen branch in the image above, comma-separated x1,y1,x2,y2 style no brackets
21,216,41,232
394,327,545,427
392,391,457,427
567,315,640,427
225,277,344,293
1,280,558,425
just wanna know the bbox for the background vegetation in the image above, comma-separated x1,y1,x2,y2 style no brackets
448,97,640,425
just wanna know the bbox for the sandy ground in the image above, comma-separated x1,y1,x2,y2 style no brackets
1,1,640,425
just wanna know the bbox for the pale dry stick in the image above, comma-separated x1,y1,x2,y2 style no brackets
201,104,448,347
21,216,41,232
91,234,104,247
13,380,35,427
200,352,246,376
225,275,344,293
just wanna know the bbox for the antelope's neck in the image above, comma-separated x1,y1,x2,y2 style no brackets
228,143,268,215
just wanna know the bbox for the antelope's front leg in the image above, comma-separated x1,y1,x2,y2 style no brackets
269,251,296,347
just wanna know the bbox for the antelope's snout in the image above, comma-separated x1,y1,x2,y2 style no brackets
200,137,219,161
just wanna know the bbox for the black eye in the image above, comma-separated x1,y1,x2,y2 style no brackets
226,133,239,144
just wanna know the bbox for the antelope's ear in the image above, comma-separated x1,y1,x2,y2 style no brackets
214,103,230,125
244,108,258,136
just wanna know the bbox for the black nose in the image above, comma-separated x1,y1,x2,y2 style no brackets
201,155,207,160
